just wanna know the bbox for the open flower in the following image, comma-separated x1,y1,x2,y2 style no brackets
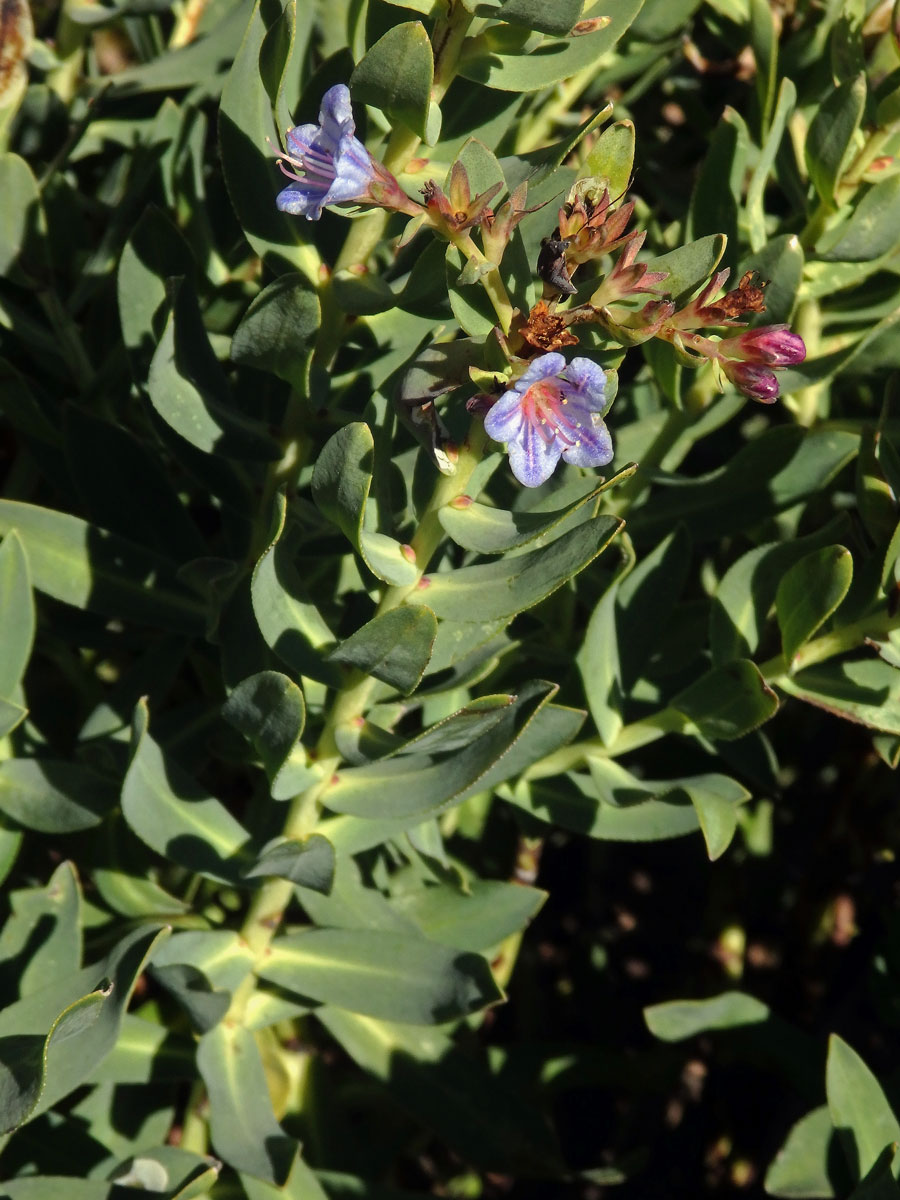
275,84,379,220
484,354,613,487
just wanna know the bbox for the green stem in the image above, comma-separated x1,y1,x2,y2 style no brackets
179,1080,209,1154
450,232,515,333
226,418,490,1024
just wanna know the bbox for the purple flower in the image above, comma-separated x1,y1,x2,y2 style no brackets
275,84,377,220
484,353,613,488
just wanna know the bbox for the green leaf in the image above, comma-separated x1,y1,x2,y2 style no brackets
197,1022,298,1184
489,0,583,36
118,204,195,380
0,500,206,632
577,574,623,746
328,605,438,695
645,992,770,1040
776,546,853,663
0,154,49,286
93,863,191,920
438,471,633,554
0,531,33,697
749,0,777,132
642,234,727,305
690,781,741,861
806,73,867,207
670,659,779,741
508,760,749,844
459,0,643,92
407,514,623,621
818,175,900,263
240,1155,330,1200
617,524,692,688
629,428,859,543
584,120,635,198
87,1013,194,1085
0,863,81,999
219,0,311,274
826,1034,900,1180
150,931,255,1030
148,278,281,461
736,232,805,324
779,659,900,735
689,107,750,245
0,759,117,833
122,701,253,885
231,272,320,391
317,1007,562,1173
251,491,340,686
222,671,306,794
745,76,796,252
709,516,852,664
393,879,546,951
256,928,502,1023
243,834,335,893
630,0,702,40
765,1106,837,1199
0,926,169,1132
351,22,433,141
312,424,419,586
0,698,26,740
323,682,563,821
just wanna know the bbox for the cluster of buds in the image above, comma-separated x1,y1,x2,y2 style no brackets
644,270,806,402
537,183,669,307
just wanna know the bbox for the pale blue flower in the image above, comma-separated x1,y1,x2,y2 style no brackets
484,354,613,488
275,84,376,220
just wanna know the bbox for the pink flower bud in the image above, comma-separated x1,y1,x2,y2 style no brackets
723,361,780,403
727,325,807,366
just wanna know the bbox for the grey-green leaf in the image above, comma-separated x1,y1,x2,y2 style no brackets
256,928,502,1023
826,1033,900,1180
351,22,434,141
327,605,437,694
0,531,34,697
670,659,779,741
222,671,306,792
645,992,770,1040
243,834,335,893
407,515,623,621
776,546,853,663
122,701,252,885
197,1022,298,1185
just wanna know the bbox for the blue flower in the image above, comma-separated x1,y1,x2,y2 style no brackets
484,353,613,488
275,84,377,221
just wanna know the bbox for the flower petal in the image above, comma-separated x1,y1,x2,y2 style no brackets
319,84,355,140
484,388,526,442
560,416,614,468
276,183,328,219
285,123,321,158
562,357,606,407
514,352,567,392
323,134,376,204
508,419,561,487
